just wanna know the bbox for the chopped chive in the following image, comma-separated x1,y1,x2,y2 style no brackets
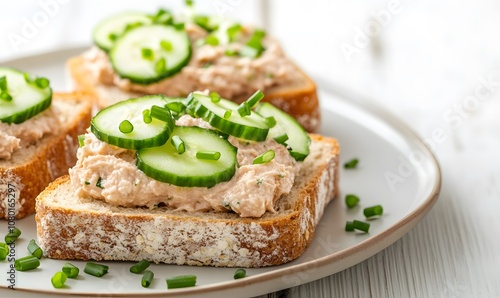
205,35,219,46
352,220,370,233
225,49,238,56
23,73,32,83
237,102,251,117
253,150,275,164
210,91,221,103
84,262,109,277
1,91,12,101
124,22,143,32
0,242,8,260
185,0,193,6
130,259,150,274
155,57,167,74
265,116,276,128
96,177,104,189
51,271,67,288
273,133,289,145
150,105,172,122
142,270,154,288
152,9,173,24
166,275,197,289
0,78,11,100
244,29,266,58
27,239,43,259
253,29,266,39
173,22,185,30
165,102,186,115
233,268,246,279
345,221,355,231
143,109,152,124
171,136,185,154
84,181,90,185
15,255,40,271
34,77,49,88
246,90,264,108
0,76,7,90
227,23,242,42
62,262,79,278
78,135,85,147
196,151,221,161
345,194,360,208
223,109,232,119
119,120,134,134
108,33,119,41
364,205,383,218
160,40,173,52
344,158,359,169
239,46,261,59
194,15,218,32
141,48,155,61
5,227,21,244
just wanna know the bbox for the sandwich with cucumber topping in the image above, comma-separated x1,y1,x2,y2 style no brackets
0,67,92,219
35,90,339,267
67,8,320,132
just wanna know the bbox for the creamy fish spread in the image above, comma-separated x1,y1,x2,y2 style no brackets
0,106,61,160
69,116,299,218
84,23,301,100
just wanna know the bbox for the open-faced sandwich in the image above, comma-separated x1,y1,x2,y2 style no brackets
0,67,92,219
36,90,339,267
67,8,320,132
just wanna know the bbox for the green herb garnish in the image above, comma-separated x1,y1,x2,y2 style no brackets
364,205,383,218
345,194,360,208
166,275,197,289
344,158,359,169
253,150,275,164
196,151,221,160
119,120,134,134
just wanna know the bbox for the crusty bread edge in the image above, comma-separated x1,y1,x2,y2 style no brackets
67,54,320,132
36,135,340,267
0,92,92,219
35,135,339,267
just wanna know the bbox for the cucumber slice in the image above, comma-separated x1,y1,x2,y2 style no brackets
256,102,310,161
110,24,191,84
0,67,52,124
93,12,152,52
186,93,269,142
91,95,174,149
137,126,237,187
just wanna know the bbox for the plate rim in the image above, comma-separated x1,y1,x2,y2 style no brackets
1,47,441,297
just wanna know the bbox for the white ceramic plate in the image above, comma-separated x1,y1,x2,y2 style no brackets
0,48,440,297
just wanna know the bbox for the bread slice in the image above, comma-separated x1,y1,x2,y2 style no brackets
0,92,92,219
35,134,339,268
67,55,320,133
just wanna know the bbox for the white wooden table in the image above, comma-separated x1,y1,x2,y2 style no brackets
1,1,499,297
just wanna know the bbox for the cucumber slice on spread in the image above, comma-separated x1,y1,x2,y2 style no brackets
186,93,269,141
0,67,52,124
256,102,310,161
91,95,174,149
110,24,191,84
93,12,152,52
137,126,237,187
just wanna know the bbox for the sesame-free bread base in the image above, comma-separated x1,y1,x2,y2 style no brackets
35,135,339,268
67,55,320,133
0,92,92,219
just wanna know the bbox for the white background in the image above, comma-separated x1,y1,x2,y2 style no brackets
1,0,500,297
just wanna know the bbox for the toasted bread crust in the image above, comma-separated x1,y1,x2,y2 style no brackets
0,92,92,219
67,55,320,132
36,135,339,267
